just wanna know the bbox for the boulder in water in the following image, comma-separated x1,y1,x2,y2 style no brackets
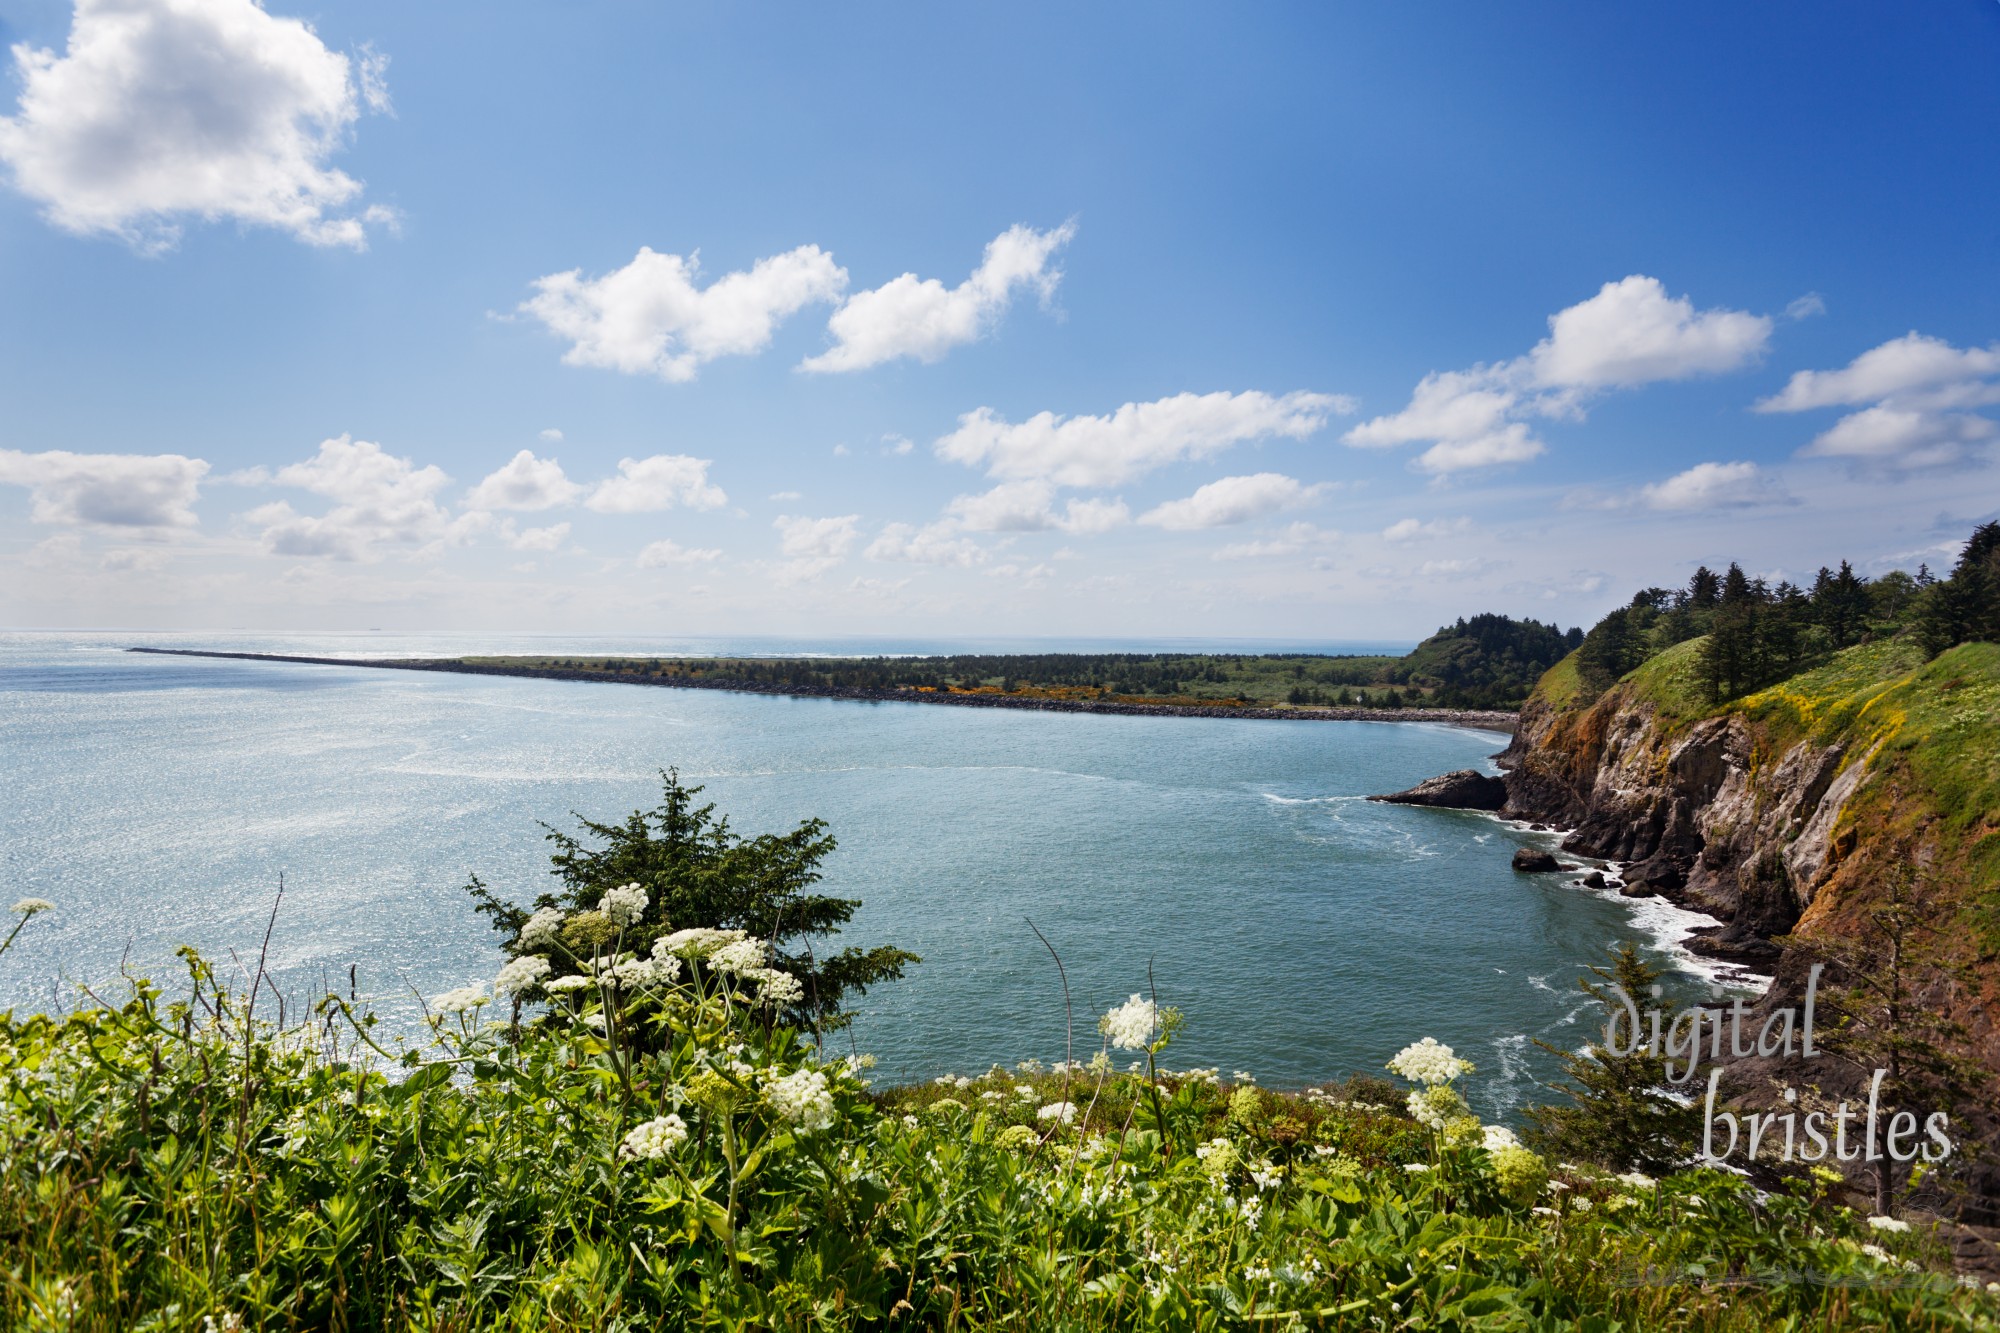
1368,770,1507,811
1512,847,1561,873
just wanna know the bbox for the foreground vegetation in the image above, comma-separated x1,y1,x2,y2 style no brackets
4,908,1994,1331
454,613,1580,712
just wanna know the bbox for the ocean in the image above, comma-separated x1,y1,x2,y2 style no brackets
0,630,1734,1122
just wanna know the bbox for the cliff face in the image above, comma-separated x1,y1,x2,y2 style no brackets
1498,675,1861,968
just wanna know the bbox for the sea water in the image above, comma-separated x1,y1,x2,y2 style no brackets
0,631,1729,1121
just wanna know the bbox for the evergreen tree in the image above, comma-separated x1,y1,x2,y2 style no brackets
1527,944,1703,1175
1688,566,1721,609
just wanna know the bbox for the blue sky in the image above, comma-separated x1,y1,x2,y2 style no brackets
2,1,1998,638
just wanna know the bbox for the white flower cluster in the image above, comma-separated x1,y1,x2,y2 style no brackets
1099,994,1158,1051
518,907,565,949
1387,1037,1473,1086
708,938,769,975
494,954,552,998
764,1068,836,1133
1482,1124,1522,1153
608,955,681,990
11,898,54,916
545,975,595,994
1037,1101,1078,1124
1866,1214,1911,1234
1249,1160,1283,1190
433,982,490,1014
932,1073,973,1089
619,1113,688,1160
1616,1170,1657,1192
753,969,803,1007
600,883,649,927
654,927,747,958
1405,1084,1471,1130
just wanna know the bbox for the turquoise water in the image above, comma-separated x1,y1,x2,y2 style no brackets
0,631,1718,1121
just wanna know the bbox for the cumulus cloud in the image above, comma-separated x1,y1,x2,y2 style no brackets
0,447,208,530
521,245,847,382
1640,460,1788,511
1138,472,1325,530
944,481,1131,534
801,221,1075,373
865,521,986,567
1213,521,1338,561
635,538,721,568
0,0,394,251
1346,276,1770,474
464,450,582,511
242,435,482,560
1756,332,2000,471
1381,516,1471,543
937,390,1347,488
504,521,570,552
586,455,727,513
772,513,858,581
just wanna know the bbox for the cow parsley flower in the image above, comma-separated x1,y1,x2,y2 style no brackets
10,898,53,916
751,968,803,1006
494,955,552,998
544,975,595,994
1387,1037,1473,1086
518,907,565,949
655,927,747,958
619,1114,688,1161
764,1068,836,1132
1616,1170,1657,1192
1482,1124,1522,1153
1867,1215,1911,1233
1037,1101,1078,1124
609,955,680,989
600,883,649,927
1407,1084,1471,1130
1099,994,1158,1050
1249,1160,1283,1190
709,939,770,975
432,982,489,1014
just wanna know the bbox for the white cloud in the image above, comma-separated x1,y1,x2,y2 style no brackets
937,390,1347,488
0,448,208,529
1418,557,1498,579
635,538,721,568
464,450,582,511
505,521,570,552
801,221,1075,373
772,513,858,581
1213,521,1337,561
1755,332,2000,471
1640,461,1787,511
1756,333,2000,413
882,434,914,456
0,0,393,251
242,435,485,560
767,490,801,501
1798,407,1996,469
865,521,986,567
1346,275,1769,474
1786,293,1827,321
944,481,1131,534
101,547,168,572
521,244,847,382
538,428,564,443
1138,472,1325,530
586,455,727,513
1526,275,1771,389
1381,516,1470,543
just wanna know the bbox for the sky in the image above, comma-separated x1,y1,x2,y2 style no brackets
2,1,1998,640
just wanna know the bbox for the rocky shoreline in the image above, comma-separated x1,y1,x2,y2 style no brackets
126,649,1518,733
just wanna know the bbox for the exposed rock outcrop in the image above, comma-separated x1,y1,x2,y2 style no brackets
1368,769,1507,810
1511,848,1561,872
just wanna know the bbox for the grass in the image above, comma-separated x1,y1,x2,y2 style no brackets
1,926,1994,1331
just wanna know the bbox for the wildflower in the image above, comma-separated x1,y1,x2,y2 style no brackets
1404,1162,1432,1173
1236,1193,1264,1227
609,955,679,989
1037,1101,1078,1124
1016,1058,1045,1074
1866,1214,1911,1233
1481,1124,1521,1153
1195,1137,1239,1182
203,1315,245,1333
600,883,649,927
1387,1037,1474,1086
764,1068,836,1133
1406,1084,1471,1130
933,1074,958,1086
980,1090,1004,1102
619,1114,688,1160
1491,1145,1549,1207
709,938,770,975
518,907,565,949
1860,1242,1894,1263
544,975,595,994
655,926,747,958
10,898,53,916
1013,1083,1036,1100
1099,994,1158,1051
1249,1160,1283,1190
433,982,490,1014
749,968,802,1007
996,1124,1038,1151
1615,1170,1657,1192
928,1097,966,1114
1232,1071,1256,1085
494,954,552,998
902,1114,919,1129
1087,1051,1113,1075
